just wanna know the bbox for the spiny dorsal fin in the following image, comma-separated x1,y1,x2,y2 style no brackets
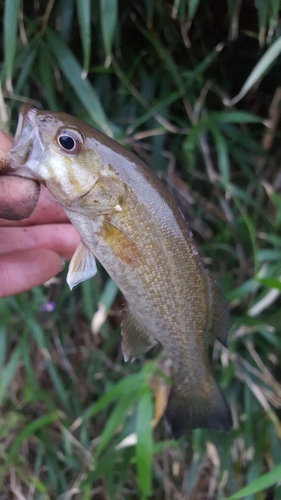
205,271,229,346
67,241,97,290
121,308,158,362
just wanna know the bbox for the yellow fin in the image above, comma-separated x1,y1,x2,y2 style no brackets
205,271,229,346
67,241,97,290
121,308,158,362
103,219,139,266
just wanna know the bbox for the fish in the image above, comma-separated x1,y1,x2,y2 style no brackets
7,104,232,439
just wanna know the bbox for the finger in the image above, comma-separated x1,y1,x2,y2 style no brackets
0,224,80,260
0,184,69,226
0,175,40,220
0,130,41,221
0,131,68,226
0,129,12,167
0,249,65,298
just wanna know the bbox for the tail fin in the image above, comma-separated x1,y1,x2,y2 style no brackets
165,378,232,440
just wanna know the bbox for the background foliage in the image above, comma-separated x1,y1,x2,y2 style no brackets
0,0,281,498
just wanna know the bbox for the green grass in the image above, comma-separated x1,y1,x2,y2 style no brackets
1,0,281,498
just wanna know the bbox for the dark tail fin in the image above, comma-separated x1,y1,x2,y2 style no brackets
165,378,232,440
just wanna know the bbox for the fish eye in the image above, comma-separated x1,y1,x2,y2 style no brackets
56,128,84,154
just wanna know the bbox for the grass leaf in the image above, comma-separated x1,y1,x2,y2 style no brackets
136,389,153,499
228,36,281,105
209,125,230,185
46,30,111,134
3,0,21,90
76,0,91,77
0,346,20,404
224,464,281,499
188,0,200,20
4,412,60,473
100,0,118,66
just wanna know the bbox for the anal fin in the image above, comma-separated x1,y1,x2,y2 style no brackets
67,241,97,290
121,308,158,362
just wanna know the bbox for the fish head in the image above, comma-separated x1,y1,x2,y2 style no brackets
8,104,123,211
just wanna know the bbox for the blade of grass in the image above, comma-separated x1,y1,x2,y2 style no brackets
268,0,280,42
3,411,60,474
208,111,262,124
144,0,154,26
257,278,281,291
100,0,118,67
188,0,200,20
59,0,75,41
255,0,268,46
38,44,59,110
22,310,70,413
224,464,281,499
234,201,259,276
13,47,37,96
227,36,281,105
0,346,21,404
137,24,185,94
95,388,142,457
0,327,7,373
46,29,111,134
227,0,242,40
209,125,230,186
80,363,157,444
76,0,91,77
136,389,153,500
3,0,21,91
81,372,147,423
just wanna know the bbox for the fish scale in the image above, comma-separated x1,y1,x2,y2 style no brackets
7,103,232,439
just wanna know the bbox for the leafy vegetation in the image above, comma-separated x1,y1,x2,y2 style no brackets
0,0,281,498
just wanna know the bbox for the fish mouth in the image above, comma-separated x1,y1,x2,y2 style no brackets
7,104,45,178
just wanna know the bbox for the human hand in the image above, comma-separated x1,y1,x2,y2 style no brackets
0,130,80,298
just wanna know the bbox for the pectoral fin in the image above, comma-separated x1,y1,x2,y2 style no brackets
67,241,97,290
103,219,139,266
121,308,158,362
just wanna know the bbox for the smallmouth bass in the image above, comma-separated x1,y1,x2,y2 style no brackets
8,104,232,438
